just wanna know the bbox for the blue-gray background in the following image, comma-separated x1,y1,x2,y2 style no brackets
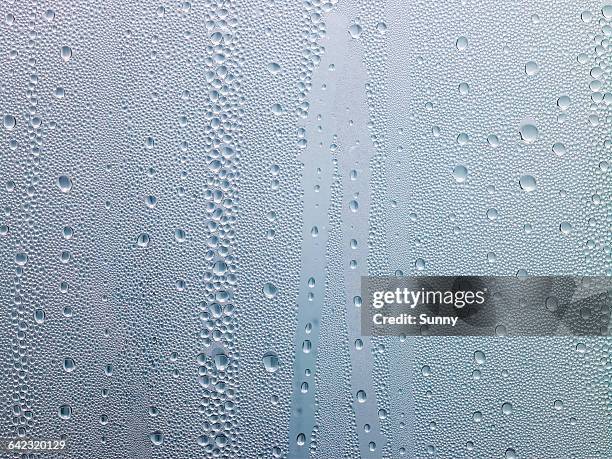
0,0,610,458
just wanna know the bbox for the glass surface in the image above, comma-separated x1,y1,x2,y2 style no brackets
0,0,610,457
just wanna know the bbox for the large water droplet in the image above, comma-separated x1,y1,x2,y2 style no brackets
136,233,151,248
15,252,28,266
150,431,164,445
455,36,468,51
519,123,539,144
348,24,362,38
63,358,76,372
524,61,539,75
262,352,279,373
3,114,16,130
57,175,73,193
519,175,537,192
58,404,72,420
263,282,278,299
452,165,468,183
60,46,72,62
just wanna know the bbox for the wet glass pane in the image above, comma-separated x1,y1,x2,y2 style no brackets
0,0,610,457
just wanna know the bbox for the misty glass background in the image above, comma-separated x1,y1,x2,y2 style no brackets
0,0,610,458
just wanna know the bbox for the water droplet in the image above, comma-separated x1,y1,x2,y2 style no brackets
267,62,281,74
63,358,76,372
456,132,470,145
495,324,507,336
559,222,573,235
348,24,362,38
15,252,28,266
57,175,73,193
519,175,537,192
519,123,539,144
197,435,209,446
58,405,72,420
524,61,539,75
456,36,468,51
263,282,278,299
136,233,150,248
415,258,426,270
262,352,279,373
213,352,229,371
452,165,468,183
150,431,164,445
3,114,16,130
145,195,157,208
60,46,72,62
552,143,566,156
213,261,227,275
63,227,74,239
34,309,46,324
487,134,500,148
557,95,571,110
545,296,559,312
174,229,186,242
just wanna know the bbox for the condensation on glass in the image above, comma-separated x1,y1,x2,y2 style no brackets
0,0,610,458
